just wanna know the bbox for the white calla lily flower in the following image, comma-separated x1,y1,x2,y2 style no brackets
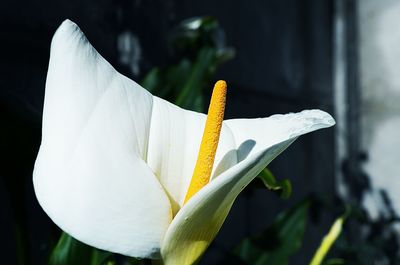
33,19,335,265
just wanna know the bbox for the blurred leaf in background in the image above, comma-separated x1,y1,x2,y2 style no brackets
258,168,292,200
49,233,143,265
141,16,235,111
218,197,348,265
332,197,400,265
226,200,309,265
49,233,111,265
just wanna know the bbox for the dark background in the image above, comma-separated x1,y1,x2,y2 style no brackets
0,1,335,264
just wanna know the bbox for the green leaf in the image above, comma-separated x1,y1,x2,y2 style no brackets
174,47,216,111
233,200,309,265
322,258,345,265
140,16,234,112
48,232,113,265
310,216,346,265
140,68,161,93
258,168,292,199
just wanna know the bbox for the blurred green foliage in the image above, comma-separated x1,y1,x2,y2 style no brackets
258,168,292,200
332,199,400,265
141,16,234,112
233,200,309,265
219,199,347,265
49,233,111,265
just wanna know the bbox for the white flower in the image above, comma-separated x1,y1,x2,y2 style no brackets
33,20,335,265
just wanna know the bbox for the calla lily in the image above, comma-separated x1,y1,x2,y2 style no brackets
33,19,335,265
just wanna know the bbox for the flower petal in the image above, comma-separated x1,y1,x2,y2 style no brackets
147,97,237,215
33,20,171,258
225,109,335,161
161,110,334,265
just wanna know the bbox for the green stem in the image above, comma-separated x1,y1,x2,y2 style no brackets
309,217,344,265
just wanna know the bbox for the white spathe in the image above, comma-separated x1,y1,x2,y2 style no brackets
33,20,335,264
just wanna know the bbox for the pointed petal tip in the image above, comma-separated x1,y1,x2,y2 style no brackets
51,19,83,48
302,109,336,127
282,109,335,139
61,19,76,27
250,109,336,143
57,19,79,35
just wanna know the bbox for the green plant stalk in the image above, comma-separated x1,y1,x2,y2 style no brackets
310,217,344,265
